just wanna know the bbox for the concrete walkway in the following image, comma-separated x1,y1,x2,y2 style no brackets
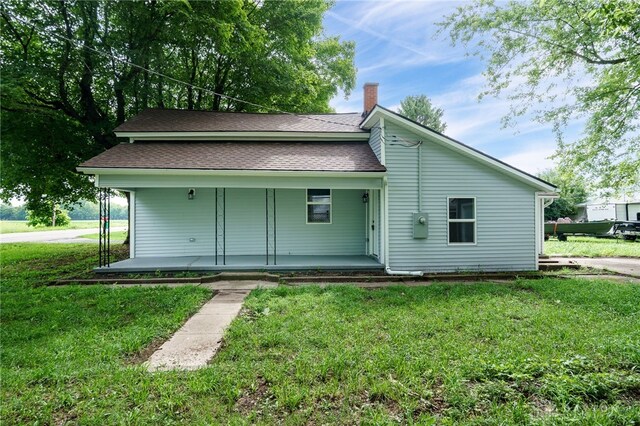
568,257,640,278
146,290,250,371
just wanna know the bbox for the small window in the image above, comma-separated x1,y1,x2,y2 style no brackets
307,189,331,224
448,197,476,244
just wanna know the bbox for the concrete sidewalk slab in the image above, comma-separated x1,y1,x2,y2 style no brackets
146,290,249,372
568,257,640,278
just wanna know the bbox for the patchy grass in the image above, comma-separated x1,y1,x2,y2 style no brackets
0,220,128,234
1,243,212,424
545,236,640,258
2,244,639,424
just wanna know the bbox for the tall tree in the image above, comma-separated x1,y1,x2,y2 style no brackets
439,0,639,194
538,168,588,221
1,0,356,220
398,94,447,133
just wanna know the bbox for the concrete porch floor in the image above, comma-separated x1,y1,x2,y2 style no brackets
96,255,383,273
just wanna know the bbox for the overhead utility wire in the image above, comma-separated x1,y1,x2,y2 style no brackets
5,12,361,130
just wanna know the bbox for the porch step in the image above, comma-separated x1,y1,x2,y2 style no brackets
53,272,280,286
201,272,280,282
538,257,580,271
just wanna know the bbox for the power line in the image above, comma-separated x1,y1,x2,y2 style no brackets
4,11,363,130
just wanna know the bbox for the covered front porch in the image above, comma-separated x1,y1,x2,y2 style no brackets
95,180,385,272
95,254,383,273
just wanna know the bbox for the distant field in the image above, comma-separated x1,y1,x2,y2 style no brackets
545,236,640,258
0,220,128,234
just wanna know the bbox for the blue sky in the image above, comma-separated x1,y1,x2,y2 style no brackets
323,0,582,175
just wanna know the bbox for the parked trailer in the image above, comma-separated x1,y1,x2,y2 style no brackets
612,221,640,242
544,221,615,241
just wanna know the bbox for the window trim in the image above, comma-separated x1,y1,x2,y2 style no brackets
306,189,332,225
447,196,477,245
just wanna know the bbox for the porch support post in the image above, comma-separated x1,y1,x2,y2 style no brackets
98,188,111,268
266,188,276,265
216,188,226,265
381,183,388,267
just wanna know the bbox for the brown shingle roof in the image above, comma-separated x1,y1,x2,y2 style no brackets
114,109,366,133
79,142,386,172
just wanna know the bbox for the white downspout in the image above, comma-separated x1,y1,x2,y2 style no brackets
385,266,424,276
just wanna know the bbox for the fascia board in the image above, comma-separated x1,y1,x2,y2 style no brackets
77,167,386,178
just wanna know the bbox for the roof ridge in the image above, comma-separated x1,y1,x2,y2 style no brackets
140,108,362,116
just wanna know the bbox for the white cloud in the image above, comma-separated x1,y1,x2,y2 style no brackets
325,0,586,172
499,145,557,175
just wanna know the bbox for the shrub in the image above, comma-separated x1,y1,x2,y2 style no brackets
26,207,71,227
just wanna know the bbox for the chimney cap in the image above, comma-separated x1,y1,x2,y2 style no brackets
363,82,379,87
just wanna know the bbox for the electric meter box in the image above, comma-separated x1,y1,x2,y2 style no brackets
412,212,428,239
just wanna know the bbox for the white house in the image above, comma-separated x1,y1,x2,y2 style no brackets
78,84,557,274
577,198,640,222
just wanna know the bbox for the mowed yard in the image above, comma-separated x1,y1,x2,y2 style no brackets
1,244,639,424
545,236,640,258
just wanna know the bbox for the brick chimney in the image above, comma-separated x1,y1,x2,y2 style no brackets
363,82,379,115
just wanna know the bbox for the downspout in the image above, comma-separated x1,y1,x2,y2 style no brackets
384,139,424,277
385,266,423,276
418,141,423,213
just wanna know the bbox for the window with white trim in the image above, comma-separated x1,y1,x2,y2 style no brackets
307,189,331,224
448,197,476,244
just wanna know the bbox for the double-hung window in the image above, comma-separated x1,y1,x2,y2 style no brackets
307,189,331,224
448,197,476,244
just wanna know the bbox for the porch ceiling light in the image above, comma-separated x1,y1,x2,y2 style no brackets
362,192,369,204
188,188,195,200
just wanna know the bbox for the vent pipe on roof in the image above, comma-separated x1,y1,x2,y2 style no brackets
363,82,379,115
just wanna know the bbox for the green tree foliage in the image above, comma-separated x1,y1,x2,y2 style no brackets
0,203,26,220
539,168,588,221
1,0,356,214
26,205,70,227
439,0,639,193
66,200,128,220
398,94,447,133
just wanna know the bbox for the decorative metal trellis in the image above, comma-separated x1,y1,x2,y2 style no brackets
266,188,277,265
98,188,111,267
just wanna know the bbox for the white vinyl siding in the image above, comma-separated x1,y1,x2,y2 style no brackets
135,188,215,257
134,188,365,257
277,189,365,255
368,119,383,162
384,122,537,272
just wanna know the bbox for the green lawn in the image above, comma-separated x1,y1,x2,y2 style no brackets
0,220,128,234
545,236,640,258
2,244,639,424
